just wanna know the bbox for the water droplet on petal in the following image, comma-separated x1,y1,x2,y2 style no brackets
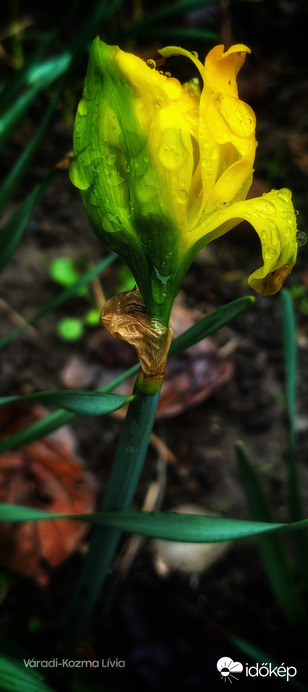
158,129,188,171
277,189,292,204
265,248,278,261
77,99,88,116
191,51,199,58
146,59,156,70
296,231,307,247
162,77,182,100
176,188,188,204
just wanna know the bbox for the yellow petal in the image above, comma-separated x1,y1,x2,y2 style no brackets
191,188,298,295
115,47,199,234
204,44,251,97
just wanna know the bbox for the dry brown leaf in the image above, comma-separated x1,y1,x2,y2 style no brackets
62,302,233,419
0,405,96,585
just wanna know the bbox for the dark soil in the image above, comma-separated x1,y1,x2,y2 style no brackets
1,1,308,690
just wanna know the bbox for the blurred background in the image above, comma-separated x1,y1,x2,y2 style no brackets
1,1,308,690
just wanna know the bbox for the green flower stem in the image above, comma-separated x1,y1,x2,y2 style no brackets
66,378,161,651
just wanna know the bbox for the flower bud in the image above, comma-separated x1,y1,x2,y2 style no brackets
70,38,299,321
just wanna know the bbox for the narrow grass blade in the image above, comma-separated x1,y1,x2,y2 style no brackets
124,0,216,38
0,170,57,274
0,366,139,454
1,503,308,541
280,289,302,517
0,94,60,213
236,441,305,626
0,655,56,692
169,295,254,356
0,55,70,152
138,27,218,41
280,289,308,580
281,289,297,433
0,296,253,452
0,390,133,416
0,253,115,351
232,636,308,692
0,0,86,114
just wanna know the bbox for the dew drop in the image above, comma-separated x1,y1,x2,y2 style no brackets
165,71,171,78
162,77,182,100
265,248,278,261
176,188,188,204
296,231,307,248
277,189,292,204
191,51,199,59
77,99,88,116
146,59,156,70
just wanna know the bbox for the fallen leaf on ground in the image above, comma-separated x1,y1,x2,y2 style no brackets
0,405,96,585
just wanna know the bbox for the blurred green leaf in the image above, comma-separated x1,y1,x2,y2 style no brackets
0,96,60,213
84,308,101,326
124,0,217,37
0,170,57,275
280,290,308,581
236,441,305,626
57,318,84,341
281,290,297,432
0,0,86,115
0,655,56,692
50,258,81,287
0,54,71,152
139,27,218,41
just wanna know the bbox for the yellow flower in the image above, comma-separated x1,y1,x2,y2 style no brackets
70,39,299,322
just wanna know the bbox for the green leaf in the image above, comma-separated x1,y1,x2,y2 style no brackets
0,170,57,275
0,410,76,453
0,390,133,417
236,441,305,626
0,366,139,454
1,504,308,542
